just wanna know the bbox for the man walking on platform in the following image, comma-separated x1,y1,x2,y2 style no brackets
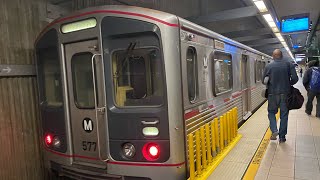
303,60,320,118
263,49,298,143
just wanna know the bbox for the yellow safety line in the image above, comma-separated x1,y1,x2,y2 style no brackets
242,111,280,180
187,134,242,180
242,128,271,180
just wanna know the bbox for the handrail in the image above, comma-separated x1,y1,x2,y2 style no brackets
91,54,108,162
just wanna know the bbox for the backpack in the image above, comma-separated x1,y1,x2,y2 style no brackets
310,67,320,92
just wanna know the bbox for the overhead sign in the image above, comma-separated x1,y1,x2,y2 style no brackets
0,65,36,77
281,16,309,33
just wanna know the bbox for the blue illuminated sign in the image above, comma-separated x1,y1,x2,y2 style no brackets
281,17,309,33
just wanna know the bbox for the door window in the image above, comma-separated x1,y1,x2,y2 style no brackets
71,52,95,108
186,47,198,102
255,60,262,82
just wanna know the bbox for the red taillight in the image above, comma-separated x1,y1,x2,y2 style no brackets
143,143,160,161
149,145,159,157
45,134,53,146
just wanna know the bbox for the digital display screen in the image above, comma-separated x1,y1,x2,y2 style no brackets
281,17,309,33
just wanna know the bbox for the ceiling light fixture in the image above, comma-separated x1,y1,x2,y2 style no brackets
267,21,277,28
263,14,273,22
252,0,294,60
253,0,268,13
272,27,279,33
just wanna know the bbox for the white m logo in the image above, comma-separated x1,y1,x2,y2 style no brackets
83,119,93,132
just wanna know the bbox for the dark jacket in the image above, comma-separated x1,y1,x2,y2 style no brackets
263,58,298,94
303,68,312,90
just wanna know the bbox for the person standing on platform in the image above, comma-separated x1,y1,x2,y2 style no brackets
303,60,320,118
263,49,298,143
300,67,303,78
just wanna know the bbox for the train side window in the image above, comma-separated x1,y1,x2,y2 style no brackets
186,47,198,102
213,52,232,95
36,29,63,107
255,60,261,82
71,52,95,108
38,48,63,107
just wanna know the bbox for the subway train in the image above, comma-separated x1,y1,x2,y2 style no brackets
35,5,271,180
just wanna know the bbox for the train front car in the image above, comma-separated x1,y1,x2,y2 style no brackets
35,6,186,180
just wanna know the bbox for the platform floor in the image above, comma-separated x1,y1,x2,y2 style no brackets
208,77,320,180
208,97,270,179
255,78,320,180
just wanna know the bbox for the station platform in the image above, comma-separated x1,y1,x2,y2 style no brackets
207,77,320,180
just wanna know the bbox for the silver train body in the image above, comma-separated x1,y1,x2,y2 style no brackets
35,5,271,180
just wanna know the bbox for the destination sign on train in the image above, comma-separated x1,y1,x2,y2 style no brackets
61,18,97,33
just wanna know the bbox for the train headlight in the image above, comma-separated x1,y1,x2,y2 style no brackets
122,143,136,158
142,127,159,137
53,136,61,148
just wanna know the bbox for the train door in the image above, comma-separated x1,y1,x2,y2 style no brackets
241,54,251,119
64,39,108,168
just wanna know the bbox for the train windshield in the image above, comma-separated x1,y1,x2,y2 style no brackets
102,17,165,107
112,48,164,107
36,29,63,107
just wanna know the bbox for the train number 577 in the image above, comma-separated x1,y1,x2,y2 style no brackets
82,141,97,151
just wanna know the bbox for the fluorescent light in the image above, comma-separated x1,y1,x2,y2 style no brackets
275,33,284,41
267,21,277,28
285,47,290,51
254,0,268,12
278,36,284,42
263,14,273,22
272,27,279,33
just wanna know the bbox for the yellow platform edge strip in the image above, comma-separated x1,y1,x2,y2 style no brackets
187,134,242,180
242,111,280,180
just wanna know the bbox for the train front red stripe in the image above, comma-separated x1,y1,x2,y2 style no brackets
36,10,179,43
44,147,100,160
107,161,185,167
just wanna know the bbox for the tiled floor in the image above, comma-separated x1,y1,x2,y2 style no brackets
255,77,320,180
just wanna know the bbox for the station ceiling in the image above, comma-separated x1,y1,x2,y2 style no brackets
49,0,320,61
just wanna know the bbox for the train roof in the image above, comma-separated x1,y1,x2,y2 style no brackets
36,5,272,59
178,18,272,59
